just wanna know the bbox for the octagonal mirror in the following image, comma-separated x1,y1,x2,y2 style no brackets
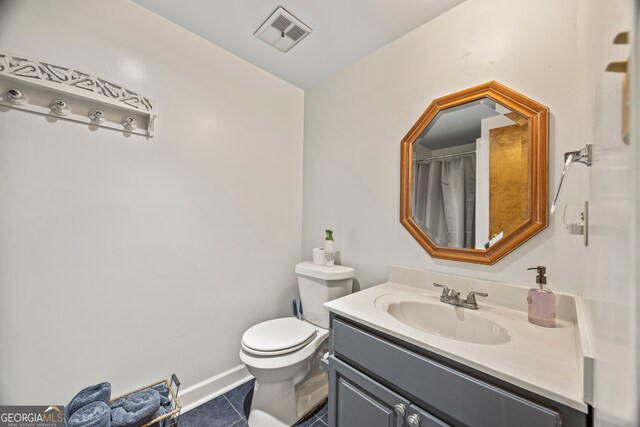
400,81,549,264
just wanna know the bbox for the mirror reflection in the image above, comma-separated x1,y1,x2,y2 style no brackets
411,98,529,249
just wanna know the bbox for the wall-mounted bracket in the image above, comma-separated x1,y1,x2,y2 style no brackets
564,144,592,166
0,52,156,137
605,31,630,144
565,201,589,246
550,144,592,214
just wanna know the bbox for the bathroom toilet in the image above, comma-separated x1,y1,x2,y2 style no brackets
240,261,354,427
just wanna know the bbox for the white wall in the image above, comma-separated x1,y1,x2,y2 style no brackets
0,1,303,404
302,0,588,294
578,0,638,425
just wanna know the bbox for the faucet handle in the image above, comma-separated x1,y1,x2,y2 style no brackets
433,282,449,296
465,291,488,305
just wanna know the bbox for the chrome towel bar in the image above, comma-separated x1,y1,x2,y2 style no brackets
550,144,592,214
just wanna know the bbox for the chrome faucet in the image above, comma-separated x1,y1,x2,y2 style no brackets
433,283,488,310
459,291,489,310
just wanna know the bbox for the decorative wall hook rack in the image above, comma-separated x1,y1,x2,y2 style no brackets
0,52,156,137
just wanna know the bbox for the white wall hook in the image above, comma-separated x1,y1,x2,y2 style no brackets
4,88,28,105
49,99,70,116
122,116,137,131
88,109,106,123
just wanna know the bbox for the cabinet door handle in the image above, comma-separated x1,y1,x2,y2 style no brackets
393,403,406,417
407,414,420,427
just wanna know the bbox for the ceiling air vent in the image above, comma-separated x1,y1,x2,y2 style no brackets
255,6,312,53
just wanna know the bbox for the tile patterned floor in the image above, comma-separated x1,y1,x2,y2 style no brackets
178,379,328,427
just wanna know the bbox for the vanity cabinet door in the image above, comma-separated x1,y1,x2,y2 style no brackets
329,356,451,427
329,356,409,427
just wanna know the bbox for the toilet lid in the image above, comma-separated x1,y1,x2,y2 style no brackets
242,318,317,354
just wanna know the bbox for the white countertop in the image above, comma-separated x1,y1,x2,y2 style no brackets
324,267,588,413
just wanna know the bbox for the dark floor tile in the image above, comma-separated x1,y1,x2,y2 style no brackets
177,405,211,427
314,401,328,418
224,379,255,419
224,379,255,404
229,419,249,427
179,395,242,427
319,410,328,425
294,412,318,427
311,419,327,427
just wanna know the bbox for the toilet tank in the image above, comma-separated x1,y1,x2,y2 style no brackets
295,261,354,329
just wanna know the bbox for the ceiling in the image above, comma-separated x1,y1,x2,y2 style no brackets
133,0,466,89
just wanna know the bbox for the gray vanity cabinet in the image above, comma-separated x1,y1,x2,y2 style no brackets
328,316,589,427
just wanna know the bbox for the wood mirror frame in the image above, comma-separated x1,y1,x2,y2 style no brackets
400,81,549,264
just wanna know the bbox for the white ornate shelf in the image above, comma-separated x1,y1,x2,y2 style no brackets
0,52,155,137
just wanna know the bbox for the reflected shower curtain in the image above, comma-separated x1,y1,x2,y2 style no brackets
412,154,476,248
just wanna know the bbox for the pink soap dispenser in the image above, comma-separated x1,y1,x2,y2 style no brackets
526,266,555,328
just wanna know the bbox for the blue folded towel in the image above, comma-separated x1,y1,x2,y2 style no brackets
67,401,111,427
109,397,125,410
150,384,169,398
111,389,160,427
149,384,171,407
65,382,111,424
159,394,170,407
147,404,174,427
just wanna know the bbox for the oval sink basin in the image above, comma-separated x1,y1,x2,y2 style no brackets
385,299,510,345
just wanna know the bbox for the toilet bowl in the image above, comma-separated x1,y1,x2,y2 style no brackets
240,262,354,427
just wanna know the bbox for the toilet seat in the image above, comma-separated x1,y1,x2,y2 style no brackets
242,318,317,356
241,335,316,356
240,326,329,371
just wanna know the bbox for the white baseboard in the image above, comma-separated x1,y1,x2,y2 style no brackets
178,364,253,413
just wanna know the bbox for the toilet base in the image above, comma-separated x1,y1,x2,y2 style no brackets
247,409,290,427
247,369,327,427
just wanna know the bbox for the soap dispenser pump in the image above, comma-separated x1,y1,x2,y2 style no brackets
526,266,555,328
